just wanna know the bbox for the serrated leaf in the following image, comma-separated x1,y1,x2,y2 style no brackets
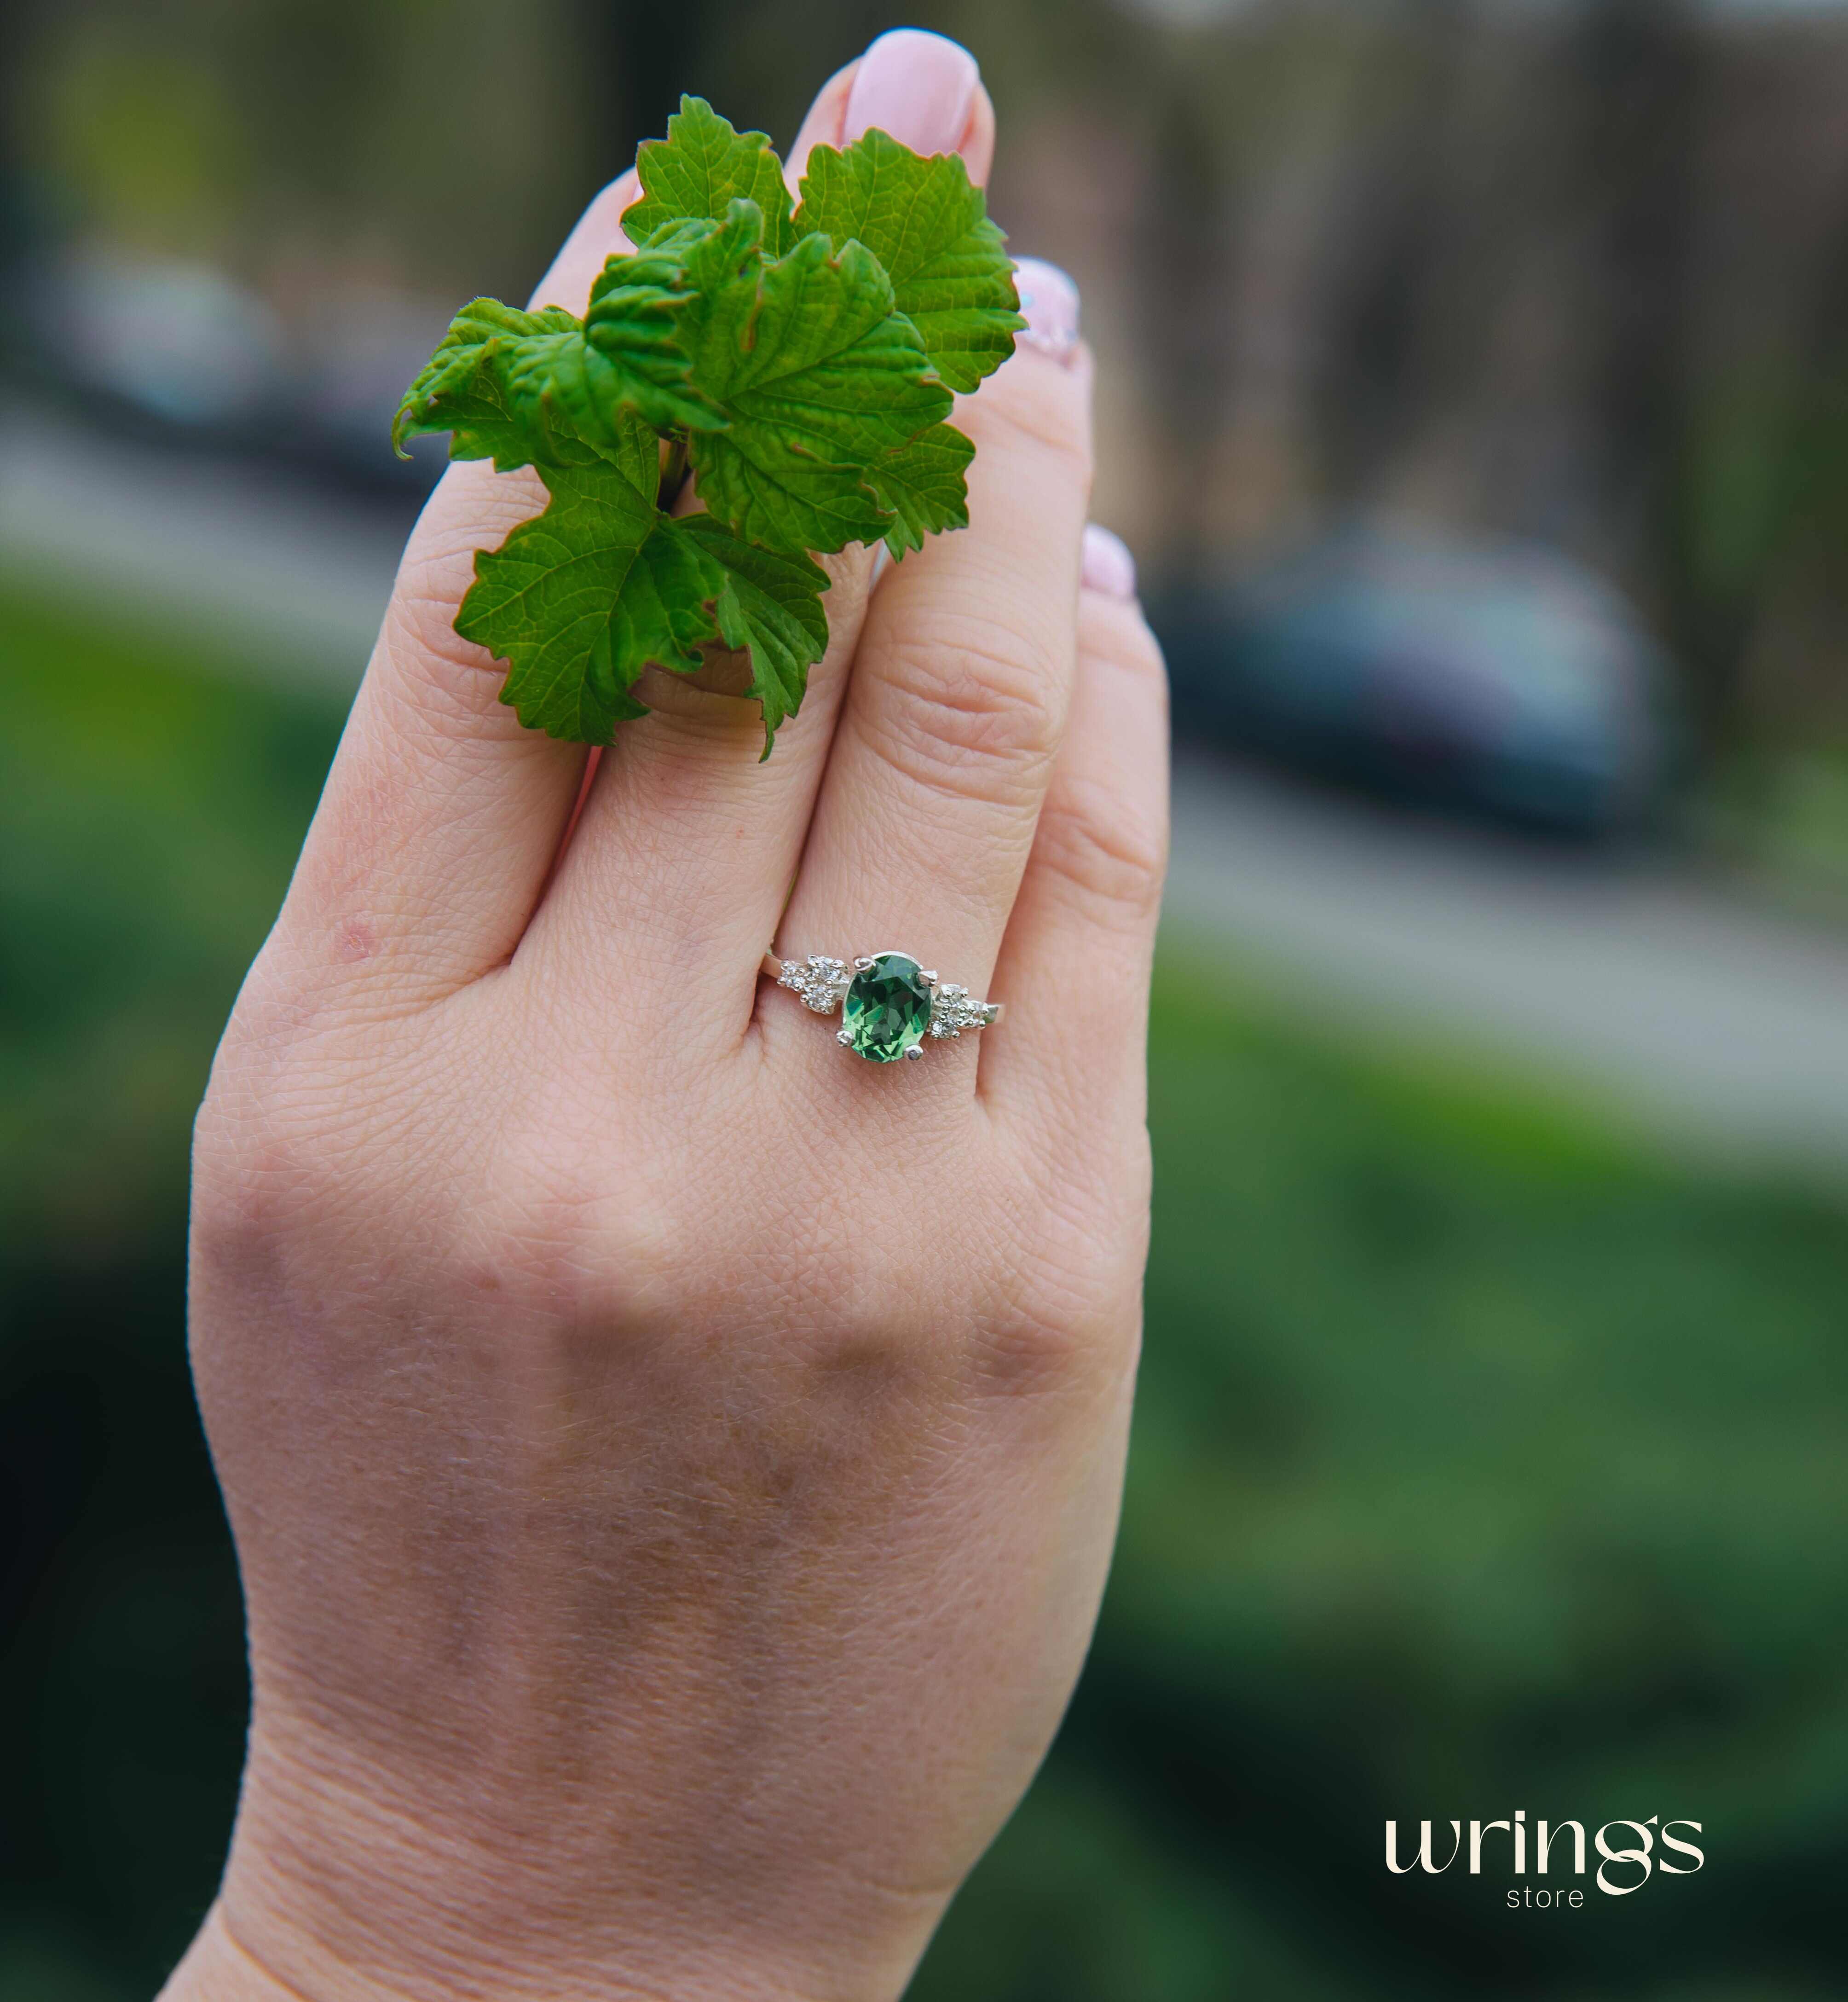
624,96,797,259
866,422,975,559
679,515,829,752
393,299,595,471
590,401,664,500
677,202,952,555
396,101,1005,760
398,237,724,476
456,465,728,744
537,239,725,437
795,129,1024,393
502,330,708,474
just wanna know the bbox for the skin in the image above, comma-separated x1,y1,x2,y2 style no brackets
164,33,1168,2002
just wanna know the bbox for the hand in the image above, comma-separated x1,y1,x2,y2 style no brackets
167,30,1166,2002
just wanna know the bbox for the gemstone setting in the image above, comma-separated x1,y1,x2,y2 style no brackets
776,953,850,1013
841,952,934,1063
928,983,1000,1039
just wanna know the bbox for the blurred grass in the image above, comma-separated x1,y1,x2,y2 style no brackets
2,573,1846,1999
0,573,334,1259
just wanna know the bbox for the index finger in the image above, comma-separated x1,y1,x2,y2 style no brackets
267,171,656,1010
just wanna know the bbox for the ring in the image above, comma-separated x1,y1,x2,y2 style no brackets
762,950,1004,1064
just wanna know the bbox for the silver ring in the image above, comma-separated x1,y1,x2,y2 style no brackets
762,950,1004,1064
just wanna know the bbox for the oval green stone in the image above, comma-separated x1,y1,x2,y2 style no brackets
841,952,932,1063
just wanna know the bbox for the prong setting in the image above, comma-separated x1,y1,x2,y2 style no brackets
770,949,1000,1060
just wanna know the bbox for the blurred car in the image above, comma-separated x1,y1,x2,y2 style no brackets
1154,529,1678,836
10,239,450,494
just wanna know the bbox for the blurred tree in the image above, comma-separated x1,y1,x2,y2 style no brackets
576,0,717,178
1570,0,1708,721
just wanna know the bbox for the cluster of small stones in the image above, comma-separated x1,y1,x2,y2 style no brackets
779,952,997,1060
778,954,849,1014
928,984,998,1039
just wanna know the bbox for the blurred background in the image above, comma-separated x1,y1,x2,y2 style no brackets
3,1,1847,1996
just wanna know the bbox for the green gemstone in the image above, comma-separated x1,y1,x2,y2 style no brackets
841,952,933,1063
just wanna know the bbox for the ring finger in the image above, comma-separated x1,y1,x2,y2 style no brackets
769,263,1091,1076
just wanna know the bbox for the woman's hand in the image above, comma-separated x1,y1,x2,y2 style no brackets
167,30,1167,2002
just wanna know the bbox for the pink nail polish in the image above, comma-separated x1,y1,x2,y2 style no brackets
1014,258,1080,363
843,30,980,155
1081,524,1138,601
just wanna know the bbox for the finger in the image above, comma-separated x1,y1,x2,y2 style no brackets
527,167,642,315
981,528,1168,1135
272,171,645,1004
770,262,1092,1062
787,29,998,187
534,35,999,1053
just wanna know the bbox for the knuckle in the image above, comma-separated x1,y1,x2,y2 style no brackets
192,1065,351,1283
1034,770,1169,920
970,1310,1088,1400
959,1160,1149,1399
1082,601,1169,694
378,587,516,747
970,1256,1140,1402
862,613,1066,806
475,1080,687,1325
373,466,550,746
964,361,1094,484
193,965,463,1278
477,1107,616,1300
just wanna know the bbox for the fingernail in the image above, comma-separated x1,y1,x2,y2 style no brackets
844,30,981,155
1081,524,1138,601
1014,258,1080,362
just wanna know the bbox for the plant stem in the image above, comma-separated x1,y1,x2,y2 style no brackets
659,433,688,510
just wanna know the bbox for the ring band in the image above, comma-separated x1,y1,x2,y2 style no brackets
762,949,1003,1064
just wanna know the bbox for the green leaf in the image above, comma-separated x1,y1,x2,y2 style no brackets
624,96,796,258
679,516,829,753
678,202,952,555
795,128,1024,393
866,422,975,559
522,235,726,438
500,331,704,474
394,103,1005,759
392,299,594,471
537,392,660,498
398,234,726,475
455,465,727,744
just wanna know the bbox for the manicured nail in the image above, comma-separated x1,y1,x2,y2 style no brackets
1014,258,1080,362
1081,524,1137,601
844,30,980,155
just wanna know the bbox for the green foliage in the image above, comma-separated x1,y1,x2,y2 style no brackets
676,204,953,557
865,421,977,558
392,299,596,471
0,578,339,1261
679,516,831,745
794,127,1025,394
624,94,799,259
394,96,1022,754
459,463,705,739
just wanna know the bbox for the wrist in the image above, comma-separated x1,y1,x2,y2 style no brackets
158,1909,309,2002
171,1718,922,2002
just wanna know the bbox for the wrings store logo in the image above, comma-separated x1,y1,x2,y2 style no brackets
1386,1813,1705,1907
